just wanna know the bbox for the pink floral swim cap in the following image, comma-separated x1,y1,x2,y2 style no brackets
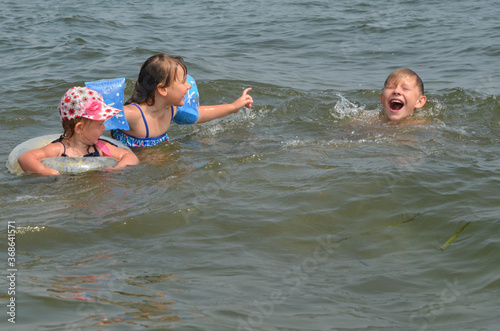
58,87,121,122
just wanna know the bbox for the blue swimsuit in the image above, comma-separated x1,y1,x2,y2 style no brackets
111,104,173,147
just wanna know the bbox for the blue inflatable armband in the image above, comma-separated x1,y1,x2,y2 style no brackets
85,78,129,130
174,74,199,124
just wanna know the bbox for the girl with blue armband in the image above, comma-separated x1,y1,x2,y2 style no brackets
111,53,253,147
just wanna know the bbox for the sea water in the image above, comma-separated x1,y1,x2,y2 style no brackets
1,0,499,330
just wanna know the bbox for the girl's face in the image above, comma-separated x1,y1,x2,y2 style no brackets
164,66,191,106
80,120,106,145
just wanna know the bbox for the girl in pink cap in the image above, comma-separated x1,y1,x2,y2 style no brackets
18,87,139,175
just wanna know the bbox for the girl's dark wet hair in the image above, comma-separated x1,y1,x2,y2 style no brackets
384,68,425,95
126,53,187,106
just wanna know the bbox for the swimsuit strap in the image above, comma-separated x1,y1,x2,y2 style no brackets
52,137,98,157
83,144,100,157
131,103,149,138
53,136,68,157
128,104,174,139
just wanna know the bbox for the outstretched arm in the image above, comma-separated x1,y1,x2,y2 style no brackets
196,88,253,123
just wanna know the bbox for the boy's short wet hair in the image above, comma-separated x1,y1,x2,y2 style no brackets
384,68,424,95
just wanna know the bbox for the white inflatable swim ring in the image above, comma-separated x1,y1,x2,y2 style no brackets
6,134,131,175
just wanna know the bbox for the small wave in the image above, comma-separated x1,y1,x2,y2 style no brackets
282,139,311,148
14,194,54,203
15,225,46,234
331,93,367,119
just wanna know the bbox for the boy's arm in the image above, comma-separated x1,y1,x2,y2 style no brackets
18,144,61,176
195,88,253,123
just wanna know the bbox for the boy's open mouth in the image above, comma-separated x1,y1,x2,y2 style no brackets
390,99,404,111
